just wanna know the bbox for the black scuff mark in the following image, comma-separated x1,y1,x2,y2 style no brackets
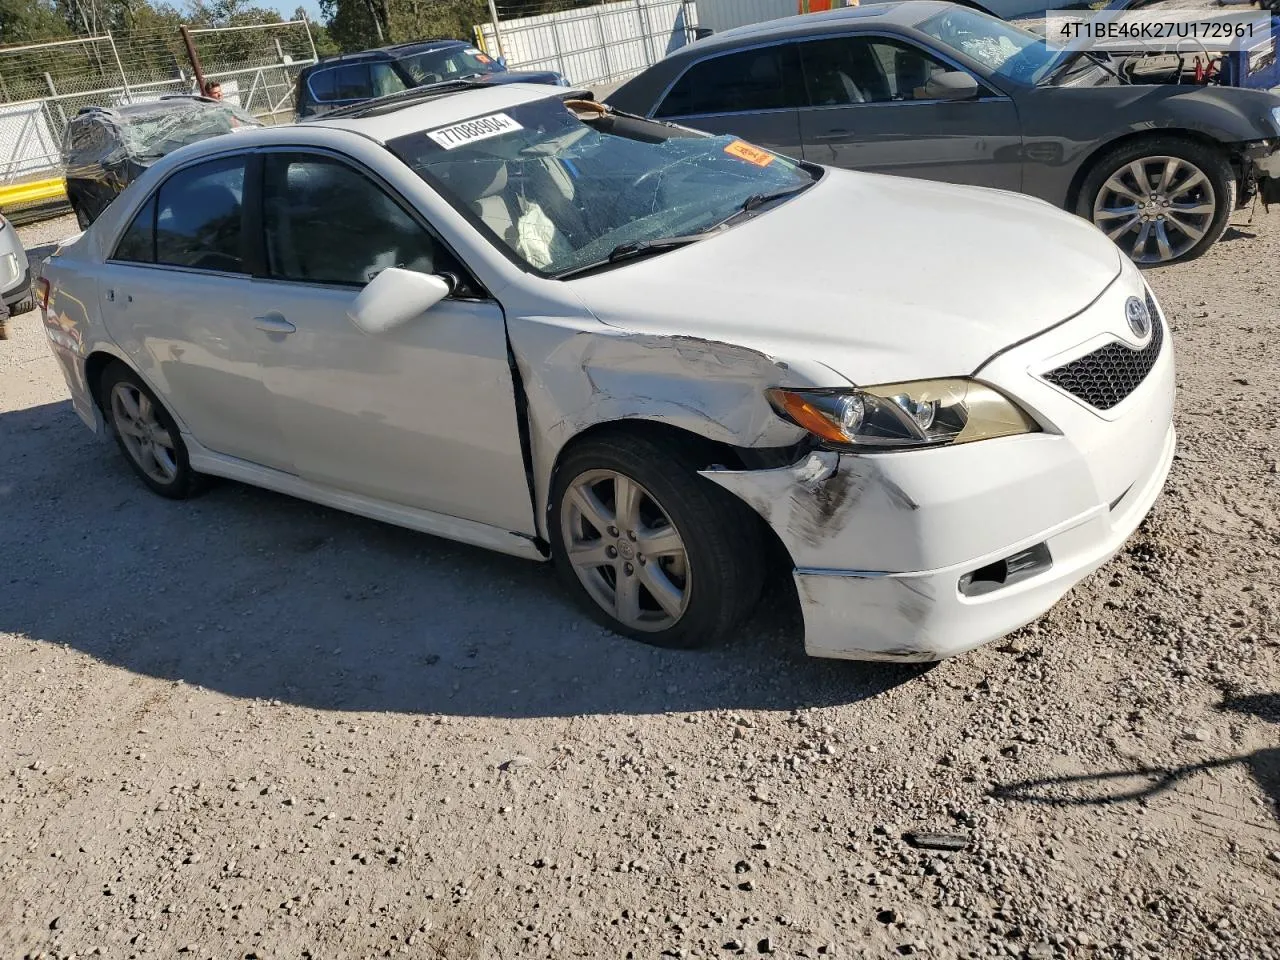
880,475,920,512
786,463,869,548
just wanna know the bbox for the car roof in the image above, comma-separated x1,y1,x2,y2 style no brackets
313,38,466,66
74,96,224,122
310,82,565,141
688,0,953,51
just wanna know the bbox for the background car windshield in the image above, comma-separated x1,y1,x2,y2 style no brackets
917,7,1060,84
120,102,260,159
398,47,504,84
387,97,816,275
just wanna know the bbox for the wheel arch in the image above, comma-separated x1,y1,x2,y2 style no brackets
1065,128,1240,214
544,416,806,590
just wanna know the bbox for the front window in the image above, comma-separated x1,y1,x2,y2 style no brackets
387,97,817,277
397,46,505,85
916,6,1060,85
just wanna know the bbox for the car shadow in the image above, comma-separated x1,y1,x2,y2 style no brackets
0,400,930,719
988,692,1279,824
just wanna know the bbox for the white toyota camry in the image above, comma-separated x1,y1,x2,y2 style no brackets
38,82,1175,661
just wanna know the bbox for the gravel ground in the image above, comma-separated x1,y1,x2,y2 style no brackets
1,211,1277,960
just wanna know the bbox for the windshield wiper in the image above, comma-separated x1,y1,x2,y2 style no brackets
740,187,808,213
555,233,713,279
608,234,709,262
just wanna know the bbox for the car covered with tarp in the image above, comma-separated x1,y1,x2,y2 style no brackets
62,96,261,228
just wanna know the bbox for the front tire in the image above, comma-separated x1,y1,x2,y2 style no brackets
1078,137,1235,266
100,362,204,499
549,430,765,649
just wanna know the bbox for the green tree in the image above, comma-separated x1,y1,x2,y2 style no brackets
0,0,72,44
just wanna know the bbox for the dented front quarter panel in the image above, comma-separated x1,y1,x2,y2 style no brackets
505,290,839,539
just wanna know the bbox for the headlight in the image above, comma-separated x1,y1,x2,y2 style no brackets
767,379,1039,451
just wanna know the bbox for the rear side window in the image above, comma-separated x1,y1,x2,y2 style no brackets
331,63,373,101
307,67,336,102
112,196,156,263
154,155,247,272
656,45,803,118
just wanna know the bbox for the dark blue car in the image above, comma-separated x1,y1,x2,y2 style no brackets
294,39,569,120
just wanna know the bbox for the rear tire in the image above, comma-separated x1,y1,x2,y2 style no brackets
1077,137,1235,266
549,430,766,649
99,362,205,499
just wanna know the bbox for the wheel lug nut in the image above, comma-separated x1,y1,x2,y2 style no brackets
626,530,636,541
624,562,634,576
606,546,618,559
638,555,647,565
607,526,618,537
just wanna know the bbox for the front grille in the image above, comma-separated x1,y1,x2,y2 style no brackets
1042,294,1164,411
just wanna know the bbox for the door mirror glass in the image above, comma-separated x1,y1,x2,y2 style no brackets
496,56,507,68
347,267,451,334
922,70,979,101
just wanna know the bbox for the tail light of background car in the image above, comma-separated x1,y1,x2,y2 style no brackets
36,277,50,313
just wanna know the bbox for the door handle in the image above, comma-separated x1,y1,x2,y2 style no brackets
253,314,296,334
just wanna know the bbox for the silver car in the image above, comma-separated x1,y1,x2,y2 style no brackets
0,213,32,335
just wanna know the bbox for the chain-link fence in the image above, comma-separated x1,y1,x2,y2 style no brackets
0,21,317,221
189,21,319,124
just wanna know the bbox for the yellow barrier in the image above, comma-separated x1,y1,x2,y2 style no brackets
0,177,68,208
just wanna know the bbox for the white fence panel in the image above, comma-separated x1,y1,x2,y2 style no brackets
476,0,699,87
0,102,62,182
694,0,796,33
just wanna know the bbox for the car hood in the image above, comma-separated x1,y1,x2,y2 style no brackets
478,70,564,86
567,169,1122,385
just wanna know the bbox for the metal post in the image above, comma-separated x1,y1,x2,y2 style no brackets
303,16,319,63
107,32,132,102
180,25,207,95
43,74,68,126
487,0,508,61
595,7,613,83
549,18,567,82
635,0,654,67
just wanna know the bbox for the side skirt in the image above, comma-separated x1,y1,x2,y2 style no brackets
185,437,548,563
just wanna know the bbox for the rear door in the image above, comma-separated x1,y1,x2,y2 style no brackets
796,34,1023,190
99,152,290,470
650,43,806,158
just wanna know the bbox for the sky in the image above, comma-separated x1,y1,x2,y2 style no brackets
273,0,324,22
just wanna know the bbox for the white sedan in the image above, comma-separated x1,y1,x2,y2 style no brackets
37,82,1175,661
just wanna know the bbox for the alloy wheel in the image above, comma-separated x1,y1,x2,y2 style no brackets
560,469,691,632
1092,155,1216,265
110,382,178,485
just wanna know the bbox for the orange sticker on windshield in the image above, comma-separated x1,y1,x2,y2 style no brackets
724,140,775,167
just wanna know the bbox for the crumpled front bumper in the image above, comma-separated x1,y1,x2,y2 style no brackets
1246,141,1280,206
701,277,1176,662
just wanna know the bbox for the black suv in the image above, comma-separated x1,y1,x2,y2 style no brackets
294,39,568,119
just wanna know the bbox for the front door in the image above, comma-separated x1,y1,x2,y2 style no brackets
99,153,289,470
247,150,535,535
796,35,1023,191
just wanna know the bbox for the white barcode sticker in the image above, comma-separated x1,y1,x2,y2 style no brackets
427,113,523,150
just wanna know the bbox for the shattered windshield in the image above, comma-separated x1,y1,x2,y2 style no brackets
119,102,261,160
387,97,817,276
397,46,504,84
917,6,1061,85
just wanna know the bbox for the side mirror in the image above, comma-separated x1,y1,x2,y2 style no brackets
495,56,507,69
922,70,980,101
347,267,451,335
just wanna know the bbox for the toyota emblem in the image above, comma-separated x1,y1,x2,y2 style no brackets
1125,296,1151,339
